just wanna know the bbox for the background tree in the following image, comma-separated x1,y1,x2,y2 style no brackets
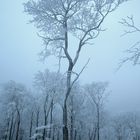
0,81,29,140
33,69,65,139
85,82,109,140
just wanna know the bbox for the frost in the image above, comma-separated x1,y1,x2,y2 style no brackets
35,124,53,131
31,133,43,139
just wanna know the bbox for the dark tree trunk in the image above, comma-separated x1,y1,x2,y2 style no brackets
88,127,97,140
11,117,17,140
9,114,14,140
52,129,55,140
97,106,100,140
93,127,97,140
15,110,20,140
70,96,74,140
70,116,73,140
88,129,92,140
35,109,40,140
29,111,34,139
42,113,47,140
49,99,53,138
4,118,10,140
74,129,77,140
42,95,48,140
63,101,69,140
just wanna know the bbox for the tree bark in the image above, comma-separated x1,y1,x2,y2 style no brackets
42,112,47,140
63,99,69,140
74,129,77,140
70,96,74,140
15,110,20,140
63,18,73,140
29,111,34,139
97,106,100,140
4,118,10,140
42,95,48,140
8,114,14,140
11,117,17,140
49,99,53,138
35,109,39,140
42,96,53,140
93,127,97,140
63,70,73,140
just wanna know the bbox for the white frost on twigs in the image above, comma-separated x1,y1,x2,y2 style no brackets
35,124,54,131
31,133,43,139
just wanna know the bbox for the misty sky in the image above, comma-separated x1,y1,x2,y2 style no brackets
0,0,140,114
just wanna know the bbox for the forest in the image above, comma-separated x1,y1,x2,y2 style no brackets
0,0,140,140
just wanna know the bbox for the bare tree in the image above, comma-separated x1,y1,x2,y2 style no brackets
119,15,140,67
67,83,84,140
111,113,140,140
112,115,126,140
1,81,28,140
24,0,128,139
34,69,64,139
85,82,109,140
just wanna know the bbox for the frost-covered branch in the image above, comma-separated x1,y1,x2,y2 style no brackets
119,41,140,68
120,16,140,36
119,15,140,68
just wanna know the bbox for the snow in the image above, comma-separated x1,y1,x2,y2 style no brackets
35,124,53,131
31,133,43,139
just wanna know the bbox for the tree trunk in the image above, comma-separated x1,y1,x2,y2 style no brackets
49,99,53,138
15,110,20,140
70,115,73,140
63,61,73,140
35,109,39,140
8,114,14,140
43,97,53,140
93,127,97,140
97,106,100,140
42,112,47,140
63,17,74,140
74,129,77,140
4,118,10,140
42,95,48,140
63,100,69,140
11,117,17,140
88,129,92,140
29,111,34,139
57,130,60,140
70,97,74,140
52,129,55,140
63,68,73,140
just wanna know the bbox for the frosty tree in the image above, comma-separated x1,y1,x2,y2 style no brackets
85,82,109,140
34,69,66,140
1,81,29,140
119,16,140,66
24,0,128,140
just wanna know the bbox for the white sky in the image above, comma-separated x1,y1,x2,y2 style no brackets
0,0,140,114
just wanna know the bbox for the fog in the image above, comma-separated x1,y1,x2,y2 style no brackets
1,0,139,113
0,0,140,139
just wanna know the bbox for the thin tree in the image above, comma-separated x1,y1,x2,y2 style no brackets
85,82,109,140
